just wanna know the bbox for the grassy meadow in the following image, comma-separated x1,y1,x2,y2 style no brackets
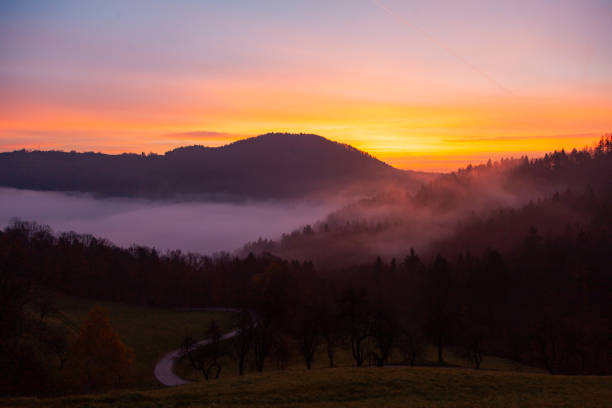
50,294,237,388
2,365,611,408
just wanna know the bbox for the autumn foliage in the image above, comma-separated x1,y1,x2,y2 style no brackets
66,306,133,392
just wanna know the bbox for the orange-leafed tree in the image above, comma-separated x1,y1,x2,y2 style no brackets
67,306,133,392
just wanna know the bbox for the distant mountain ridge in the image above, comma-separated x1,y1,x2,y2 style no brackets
0,133,424,199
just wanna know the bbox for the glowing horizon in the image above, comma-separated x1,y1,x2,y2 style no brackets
1,1,611,172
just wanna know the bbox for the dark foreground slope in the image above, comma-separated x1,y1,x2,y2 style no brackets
2,366,611,408
0,133,422,199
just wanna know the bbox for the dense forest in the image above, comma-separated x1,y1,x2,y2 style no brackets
1,135,611,396
0,133,424,199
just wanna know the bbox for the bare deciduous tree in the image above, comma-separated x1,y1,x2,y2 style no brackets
231,309,254,376
182,320,224,380
397,326,425,366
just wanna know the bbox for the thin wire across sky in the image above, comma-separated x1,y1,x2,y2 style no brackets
371,0,515,97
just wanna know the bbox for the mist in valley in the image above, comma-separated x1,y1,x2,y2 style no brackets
3,141,608,266
0,187,341,255
243,146,612,266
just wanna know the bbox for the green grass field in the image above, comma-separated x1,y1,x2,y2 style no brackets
51,294,237,388
3,365,611,408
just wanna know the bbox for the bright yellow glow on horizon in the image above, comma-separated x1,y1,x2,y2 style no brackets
2,1,611,173
1,76,610,173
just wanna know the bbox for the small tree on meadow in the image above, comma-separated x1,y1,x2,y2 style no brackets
397,326,426,366
183,320,224,380
341,288,372,367
297,304,320,369
370,304,396,367
67,306,133,392
231,309,254,376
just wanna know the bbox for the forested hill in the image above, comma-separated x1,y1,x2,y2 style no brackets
0,133,422,199
242,135,612,265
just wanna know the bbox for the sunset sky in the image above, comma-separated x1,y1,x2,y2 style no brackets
1,0,611,171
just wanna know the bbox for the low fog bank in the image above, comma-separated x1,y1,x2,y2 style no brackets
0,188,342,254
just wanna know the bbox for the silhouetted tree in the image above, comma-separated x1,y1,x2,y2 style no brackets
231,309,254,376
370,304,396,366
319,291,343,368
341,288,372,367
397,326,425,366
424,256,455,363
182,320,224,380
456,328,485,369
295,303,320,369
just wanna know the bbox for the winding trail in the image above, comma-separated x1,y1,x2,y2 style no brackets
153,307,243,386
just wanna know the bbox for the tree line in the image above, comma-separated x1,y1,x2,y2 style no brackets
178,210,611,381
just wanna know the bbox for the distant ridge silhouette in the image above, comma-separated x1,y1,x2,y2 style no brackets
0,133,424,199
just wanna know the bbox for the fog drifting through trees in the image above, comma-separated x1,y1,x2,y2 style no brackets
0,188,340,254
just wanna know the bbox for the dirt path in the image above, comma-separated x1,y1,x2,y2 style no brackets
153,308,243,386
